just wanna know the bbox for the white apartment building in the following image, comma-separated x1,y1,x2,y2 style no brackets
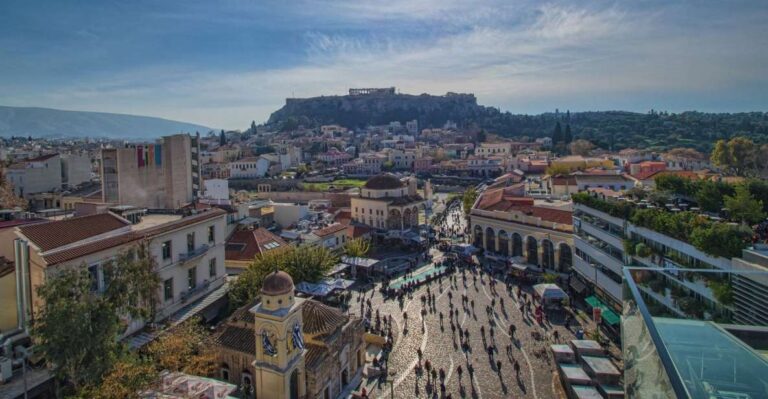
60,152,91,188
476,142,512,157
12,208,227,338
229,157,271,178
6,153,62,198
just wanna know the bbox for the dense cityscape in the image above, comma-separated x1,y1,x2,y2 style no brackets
2,1,768,399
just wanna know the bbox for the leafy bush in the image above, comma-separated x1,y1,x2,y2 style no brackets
635,243,652,258
689,223,751,259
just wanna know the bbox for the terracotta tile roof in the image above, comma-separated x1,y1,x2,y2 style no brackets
225,228,287,262
0,218,46,230
334,211,352,225
347,225,372,239
213,325,256,355
312,223,348,237
19,213,130,251
42,209,226,265
305,343,329,369
642,170,700,181
302,300,347,336
478,194,573,226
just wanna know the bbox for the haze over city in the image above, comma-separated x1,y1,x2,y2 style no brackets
1,0,767,129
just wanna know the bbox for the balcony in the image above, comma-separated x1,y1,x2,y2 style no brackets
576,216,623,249
178,244,209,264
574,235,624,276
573,255,622,303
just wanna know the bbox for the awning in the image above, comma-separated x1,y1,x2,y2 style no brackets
511,263,529,271
570,277,588,294
585,295,621,326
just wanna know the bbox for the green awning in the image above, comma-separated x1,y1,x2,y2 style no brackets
585,295,621,326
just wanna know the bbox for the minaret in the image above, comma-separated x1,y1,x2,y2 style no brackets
250,271,306,399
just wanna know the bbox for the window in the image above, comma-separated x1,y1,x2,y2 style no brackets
209,258,217,278
188,266,197,290
164,278,174,301
187,232,195,252
88,264,99,292
208,225,215,243
162,240,172,260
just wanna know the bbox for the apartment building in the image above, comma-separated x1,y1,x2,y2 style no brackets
12,208,226,337
60,152,91,188
101,133,201,209
476,142,512,157
6,153,62,198
573,191,768,327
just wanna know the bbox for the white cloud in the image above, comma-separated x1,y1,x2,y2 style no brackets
8,1,767,128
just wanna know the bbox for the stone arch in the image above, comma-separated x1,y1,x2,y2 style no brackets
474,225,484,248
403,208,413,228
526,236,538,265
498,230,509,256
387,209,402,230
559,243,573,273
512,233,523,257
485,226,496,252
412,206,419,226
541,239,555,270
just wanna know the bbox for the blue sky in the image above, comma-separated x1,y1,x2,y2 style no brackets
1,0,766,129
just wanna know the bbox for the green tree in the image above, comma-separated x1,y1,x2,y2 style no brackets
82,356,158,399
552,122,562,144
711,137,759,177
32,268,123,390
476,130,487,144
228,245,338,308
462,187,478,215
146,318,216,376
382,160,394,171
31,245,159,391
564,124,573,144
545,164,573,176
695,181,725,213
344,238,371,258
724,185,765,224
568,139,594,156
689,223,750,258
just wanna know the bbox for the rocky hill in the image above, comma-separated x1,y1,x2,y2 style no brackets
268,92,492,130
0,106,212,139
266,91,768,152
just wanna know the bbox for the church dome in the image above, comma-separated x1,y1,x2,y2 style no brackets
364,173,404,190
261,270,294,296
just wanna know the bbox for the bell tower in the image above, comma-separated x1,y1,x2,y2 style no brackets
250,271,306,399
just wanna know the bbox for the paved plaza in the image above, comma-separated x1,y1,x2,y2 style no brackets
345,202,614,399
351,262,583,399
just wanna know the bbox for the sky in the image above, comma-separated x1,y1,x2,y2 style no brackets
0,0,767,130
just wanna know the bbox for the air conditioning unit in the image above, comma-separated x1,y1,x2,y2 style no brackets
0,356,12,384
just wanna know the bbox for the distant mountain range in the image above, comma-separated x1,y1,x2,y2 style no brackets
0,106,212,139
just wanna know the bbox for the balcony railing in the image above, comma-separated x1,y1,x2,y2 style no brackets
179,244,209,263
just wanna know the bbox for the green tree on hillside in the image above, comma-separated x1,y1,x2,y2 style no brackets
724,185,765,224
711,137,759,177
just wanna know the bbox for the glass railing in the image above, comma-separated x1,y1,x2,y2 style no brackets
623,268,768,399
